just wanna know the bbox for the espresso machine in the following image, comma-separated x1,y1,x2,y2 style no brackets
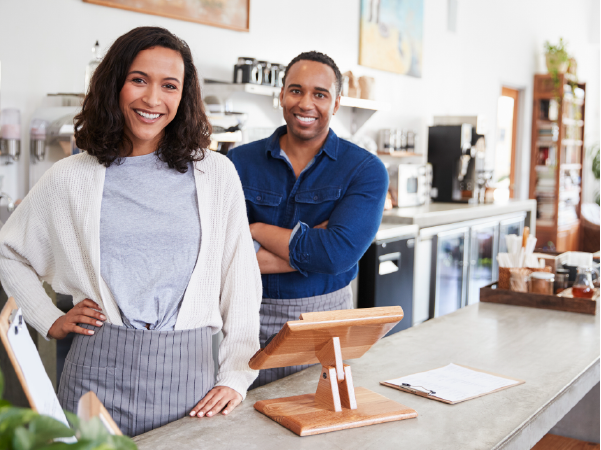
427,123,487,203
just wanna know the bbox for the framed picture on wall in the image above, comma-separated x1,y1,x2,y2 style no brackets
359,0,423,77
83,0,250,32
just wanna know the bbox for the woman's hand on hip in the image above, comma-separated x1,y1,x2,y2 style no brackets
189,386,242,418
47,299,106,339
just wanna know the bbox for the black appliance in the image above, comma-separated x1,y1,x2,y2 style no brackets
233,57,262,84
427,124,485,203
358,233,415,335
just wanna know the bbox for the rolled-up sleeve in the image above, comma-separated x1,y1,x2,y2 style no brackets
288,157,388,276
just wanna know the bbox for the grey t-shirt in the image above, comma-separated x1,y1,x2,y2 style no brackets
100,152,200,330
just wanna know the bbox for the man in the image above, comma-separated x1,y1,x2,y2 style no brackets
227,51,388,387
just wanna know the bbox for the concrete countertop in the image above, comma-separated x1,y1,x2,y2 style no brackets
382,199,537,229
373,223,418,242
134,301,599,450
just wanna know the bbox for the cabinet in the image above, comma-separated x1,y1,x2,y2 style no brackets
529,74,586,251
358,234,416,335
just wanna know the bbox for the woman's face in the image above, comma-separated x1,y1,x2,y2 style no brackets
119,46,185,154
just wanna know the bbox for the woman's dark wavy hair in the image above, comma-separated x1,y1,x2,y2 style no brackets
74,26,211,173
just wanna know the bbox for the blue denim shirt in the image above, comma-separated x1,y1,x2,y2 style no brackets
227,126,388,299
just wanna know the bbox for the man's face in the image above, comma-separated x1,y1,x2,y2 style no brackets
280,60,340,143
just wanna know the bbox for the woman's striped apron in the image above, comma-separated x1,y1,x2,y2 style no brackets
57,322,214,436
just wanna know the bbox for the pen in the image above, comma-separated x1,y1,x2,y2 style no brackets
401,383,436,395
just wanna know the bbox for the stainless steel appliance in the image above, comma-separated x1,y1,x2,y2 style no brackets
28,100,81,189
379,157,430,208
233,57,262,84
358,225,417,335
0,108,21,163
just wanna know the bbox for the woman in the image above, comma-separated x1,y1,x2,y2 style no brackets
0,27,261,436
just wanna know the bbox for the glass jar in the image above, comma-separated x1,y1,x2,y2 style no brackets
509,269,529,293
572,267,595,299
529,272,555,295
554,268,570,294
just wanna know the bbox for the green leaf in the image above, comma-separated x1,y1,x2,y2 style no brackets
0,407,38,433
78,417,109,442
12,426,35,450
37,441,94,450
29,414,75,445
0,367,4,399
65,411,81,432
0,399,11,408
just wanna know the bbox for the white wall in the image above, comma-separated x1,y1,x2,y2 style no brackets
0,0,599,201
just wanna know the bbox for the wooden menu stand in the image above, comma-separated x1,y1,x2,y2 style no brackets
249,307,417,436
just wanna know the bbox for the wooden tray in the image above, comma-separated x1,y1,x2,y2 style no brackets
480,283,597,315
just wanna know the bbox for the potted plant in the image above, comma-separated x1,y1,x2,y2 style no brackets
544,38,570,74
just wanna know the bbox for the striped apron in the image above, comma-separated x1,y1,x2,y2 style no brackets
250,284,353,389
57,322,214,437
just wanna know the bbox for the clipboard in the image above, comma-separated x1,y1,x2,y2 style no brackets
78,391,122,435
380,364,525,405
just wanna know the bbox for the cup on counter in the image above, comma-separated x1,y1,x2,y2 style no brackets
528,272,555,295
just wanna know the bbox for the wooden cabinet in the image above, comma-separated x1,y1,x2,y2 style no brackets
529,74,586,252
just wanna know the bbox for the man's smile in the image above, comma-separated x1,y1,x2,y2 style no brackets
294,114,317,124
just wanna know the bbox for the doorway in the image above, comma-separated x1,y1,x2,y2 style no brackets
494,87,520,200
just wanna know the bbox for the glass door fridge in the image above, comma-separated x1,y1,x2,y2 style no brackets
429,227,469,318
467,221,499,305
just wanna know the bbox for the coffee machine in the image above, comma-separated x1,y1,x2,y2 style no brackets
427,123,487,203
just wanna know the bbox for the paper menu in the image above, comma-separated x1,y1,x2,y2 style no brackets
383,363,522,404
7,308,70,427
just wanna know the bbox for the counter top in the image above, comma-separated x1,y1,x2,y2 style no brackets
134,300,599,450
374,223,418,242
382,199,536,229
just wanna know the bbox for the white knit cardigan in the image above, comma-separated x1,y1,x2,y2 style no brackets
0,151,262,398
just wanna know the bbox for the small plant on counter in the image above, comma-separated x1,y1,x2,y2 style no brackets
0,369,137,450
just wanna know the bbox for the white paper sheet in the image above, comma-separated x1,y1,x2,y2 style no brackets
384,363,521,403
7,309,71,427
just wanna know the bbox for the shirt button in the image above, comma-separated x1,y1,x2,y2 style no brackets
313,196,318,201
256,196,261,201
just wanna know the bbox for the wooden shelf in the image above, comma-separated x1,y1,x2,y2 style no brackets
562,118,584,127
530,74,586,251
560,163,582,171
562,139,583,146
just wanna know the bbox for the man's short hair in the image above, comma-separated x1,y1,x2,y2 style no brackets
283,51,343,97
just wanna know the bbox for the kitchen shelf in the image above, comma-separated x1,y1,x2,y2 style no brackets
202,80,391,112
